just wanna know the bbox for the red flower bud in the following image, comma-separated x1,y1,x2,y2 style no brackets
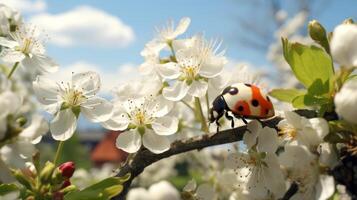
53,192,64,200
61,179,71,189
58,162,75,178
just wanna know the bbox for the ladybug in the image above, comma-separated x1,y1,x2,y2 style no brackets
209,83,274,131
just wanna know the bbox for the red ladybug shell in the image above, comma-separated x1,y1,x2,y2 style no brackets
222,83,274,118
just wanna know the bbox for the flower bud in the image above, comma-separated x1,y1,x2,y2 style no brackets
53,192,64,200
11,169,32,190
308,20,327,43
60,185,77,194
52,168,64,185
61,179,71,189
343,18,354,25
40,161,55,184
58,161,75,179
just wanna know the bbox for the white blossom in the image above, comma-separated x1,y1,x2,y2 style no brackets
277,111,329,149
334,78,357,124
160,35,227,101
127,181,180,200
139,17,191,77
183,179,216,200
33,71,113,141
330,23,357,67
225,121,286,199
106,96,178,154
0,24,58,73
0,4,22,36
279,145,335,200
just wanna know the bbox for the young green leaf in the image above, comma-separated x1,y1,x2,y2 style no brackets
281,38,334,89
307,79,330,96
0,184,19,196
269,89,306,103
64,174,130,200
292,94,330,108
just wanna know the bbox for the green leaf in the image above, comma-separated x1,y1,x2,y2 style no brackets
64,174,130,200
282,38,334,89
347,74,357,81
0,184,19,196
307,79,330,96
292,94,330,109
269,89,306,103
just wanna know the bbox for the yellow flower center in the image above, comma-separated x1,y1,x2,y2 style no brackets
279,125,297,140
21,38,33,54
63,89,86,107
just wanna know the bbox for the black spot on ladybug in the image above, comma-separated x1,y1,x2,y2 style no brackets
251,99,259,107
238,106,244,112
222,86,239,95
244,83,252,87
266,96,271,102
229,87,238,95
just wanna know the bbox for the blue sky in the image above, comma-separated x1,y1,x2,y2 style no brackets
22,0,357,72
10,0,356,130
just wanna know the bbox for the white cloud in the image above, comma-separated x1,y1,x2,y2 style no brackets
30,6,135,47
1,0,46,13
47,61,138,95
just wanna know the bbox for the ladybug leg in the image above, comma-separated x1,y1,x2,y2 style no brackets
241,117,248,125
215,112,224,133
215,120,220,132
225,112,234,128
257,119,268,127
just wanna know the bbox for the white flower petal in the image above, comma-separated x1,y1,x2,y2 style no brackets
200,56,226,78
72,71,101,96
23,55,58,73
318,143,338,168
309,118,329,139
173,17,191,37
154,95,174,118
172,38,195,51
1,142,34,169
243,120,261,148
101,109,130,131
148,181,180,200
196,184,215,200
262,154,286,198
152,116,178,135
81,97,113,122
162,81,190,101
143,129,170,154
334,79,357,124
257,127,278,153
278,145,316,170
156,62,181,79
208,74,230,90
316,175,335,200
33,76,59,105
0,37,18,48
50,109,77,141
0,49,25,63
127,188,150,200
225,152,248,169
330,23,357,67
20,114,48,144
188,80,208,98
115,130,141,153
284,111,303,129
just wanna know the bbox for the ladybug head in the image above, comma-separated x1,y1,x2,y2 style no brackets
209,95,226,123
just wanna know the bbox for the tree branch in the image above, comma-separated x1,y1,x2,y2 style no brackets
113,117,283,199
